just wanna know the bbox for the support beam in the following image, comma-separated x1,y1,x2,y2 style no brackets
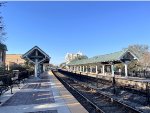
124,63,128,77
80,66,82,72
35,50,38,77
74,66,76,72
119,69,121,75
35,59,38,77
102,65,105,75
75,66,77,72
90,66,92,73
67,66,70,71
83,66,85,73
111,64,114,77
96,65,98,74
86,66,88,73
70,66,72,72
71,66,72,72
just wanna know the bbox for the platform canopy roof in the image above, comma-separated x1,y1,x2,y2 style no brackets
67,49,138,66
22,46,50,64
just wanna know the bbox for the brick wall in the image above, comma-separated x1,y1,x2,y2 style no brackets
6,54,25,67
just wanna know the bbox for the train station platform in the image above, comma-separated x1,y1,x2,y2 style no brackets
68,70,150,90
0,71,88,113
74,71,150,82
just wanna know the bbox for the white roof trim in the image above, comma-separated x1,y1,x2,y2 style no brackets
22,46,50,59
119,50,139,61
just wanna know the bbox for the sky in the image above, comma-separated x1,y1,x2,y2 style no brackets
1,1,150,65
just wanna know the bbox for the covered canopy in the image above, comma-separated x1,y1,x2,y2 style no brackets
22,46,50,77
67,49,138,66
22,46,50,64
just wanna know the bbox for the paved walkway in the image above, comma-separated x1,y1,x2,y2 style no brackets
0,71,88,113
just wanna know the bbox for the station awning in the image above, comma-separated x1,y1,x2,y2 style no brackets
68,49,138,66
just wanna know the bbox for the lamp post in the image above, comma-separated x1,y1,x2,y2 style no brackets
111,62,116,94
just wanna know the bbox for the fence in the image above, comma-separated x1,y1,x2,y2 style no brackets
115,70,150,78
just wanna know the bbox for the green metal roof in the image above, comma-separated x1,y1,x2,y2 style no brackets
67,49,130,66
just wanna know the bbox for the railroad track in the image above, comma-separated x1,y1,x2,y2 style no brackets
52,70,142,113
59,70,148,99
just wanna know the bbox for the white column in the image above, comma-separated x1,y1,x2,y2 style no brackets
70,66,71,72
90,66,92,73
80,66,82,72
102,65,105,75
119,69,121,75
67,66,69,71
111,64,114,77
125,63,128,77
70,66,72,72
74,66,76,71
86,66,88,73
35,50,39,77
35,59,38,77
83,66,85,72
96,65,98,74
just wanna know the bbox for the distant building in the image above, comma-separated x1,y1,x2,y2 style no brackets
6,54,25,70
64,52,88,70
65,51,88,64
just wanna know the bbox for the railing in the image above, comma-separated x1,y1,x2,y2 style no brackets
128,71,150,78
115,71,150,78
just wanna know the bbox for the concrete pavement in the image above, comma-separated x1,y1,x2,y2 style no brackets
0,71,88,113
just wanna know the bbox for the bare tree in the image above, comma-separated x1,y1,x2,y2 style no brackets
127,44,150,71
139,52,150,71
0,2,6,43
128,44,149,58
